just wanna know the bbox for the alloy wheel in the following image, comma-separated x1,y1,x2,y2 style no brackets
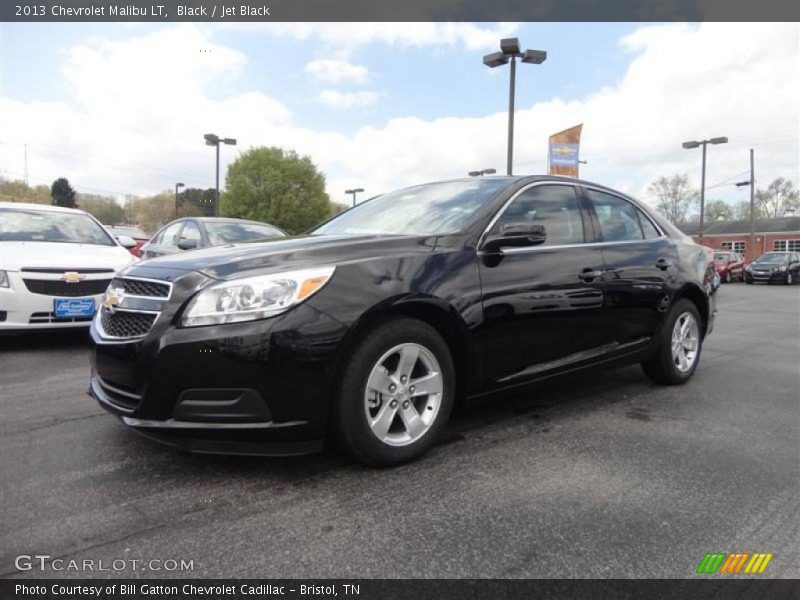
671,312,699,373
363,343,443,447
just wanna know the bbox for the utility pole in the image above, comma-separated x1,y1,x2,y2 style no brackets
24,144,28,185
749,149,755,262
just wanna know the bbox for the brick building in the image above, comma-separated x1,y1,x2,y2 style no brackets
678,216,800,264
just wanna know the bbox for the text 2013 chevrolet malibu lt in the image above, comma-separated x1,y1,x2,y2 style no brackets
90,176,716,466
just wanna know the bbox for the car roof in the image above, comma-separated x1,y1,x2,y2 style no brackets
0,201,89,214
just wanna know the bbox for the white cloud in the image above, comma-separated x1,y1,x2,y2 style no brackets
319,90,379,109
0,23,797,212
305,59,368,84
224,22,521,54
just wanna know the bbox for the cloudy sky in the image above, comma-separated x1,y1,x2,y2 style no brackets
0,22,797,209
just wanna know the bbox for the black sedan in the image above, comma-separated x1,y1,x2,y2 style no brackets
139,217,286,259
90,176,716,466
744,251,800,285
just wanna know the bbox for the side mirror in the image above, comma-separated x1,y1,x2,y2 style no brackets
177,239,198,251
484,222,546,252
117,235,137,249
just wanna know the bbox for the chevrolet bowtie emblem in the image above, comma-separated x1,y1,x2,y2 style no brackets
60,271,85,283
102,287,125,311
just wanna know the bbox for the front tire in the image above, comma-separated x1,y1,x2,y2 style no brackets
333,317,455,467
641,299,703,385
785,273,794,285
724,271,731,283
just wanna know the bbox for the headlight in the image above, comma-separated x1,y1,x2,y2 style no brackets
181,267,335,327
0,270,9,288
745,264,753,272
777,265,787,272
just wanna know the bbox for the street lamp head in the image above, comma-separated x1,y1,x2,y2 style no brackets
682,141,701,149
500,38,521,55
482,168,497,175
709,137,728,145
521,49,547,64
468,171,481,177
222,138,237,145
483,51,508,68
204,133,220,146
353,188,364,193
176,182,185,188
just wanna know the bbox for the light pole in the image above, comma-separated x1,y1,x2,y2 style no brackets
174,182,184,219
468,168,497,177
483,38,546,176
682,136,728,244
346,188,364,207
735,148,756,262
204,133,237,217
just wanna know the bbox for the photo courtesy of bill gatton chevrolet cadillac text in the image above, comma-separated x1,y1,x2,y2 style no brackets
89,176,717,466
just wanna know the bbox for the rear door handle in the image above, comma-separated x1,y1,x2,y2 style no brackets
656,259,672,270
578,269,604,281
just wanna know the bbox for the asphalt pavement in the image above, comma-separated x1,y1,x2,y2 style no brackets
1,283,798,578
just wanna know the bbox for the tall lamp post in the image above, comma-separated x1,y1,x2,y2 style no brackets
346,187,364,207
735,148,756,262
204,133,237,217
174,182,184,219
682,136,728,244
483,38,546,176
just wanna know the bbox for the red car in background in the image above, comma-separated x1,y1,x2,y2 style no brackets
104,225,150,257
713,250,745,283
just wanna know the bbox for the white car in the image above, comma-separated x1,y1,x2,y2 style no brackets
0,202,138,332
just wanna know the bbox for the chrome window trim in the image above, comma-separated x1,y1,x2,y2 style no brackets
478,180,583,251
478,235,669,256
581,184,667,239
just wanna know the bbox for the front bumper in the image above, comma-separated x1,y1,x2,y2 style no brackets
745,270,786,283
0,271,109,331
89,276,349,455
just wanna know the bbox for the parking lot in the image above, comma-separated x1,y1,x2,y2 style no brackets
1,283,798,579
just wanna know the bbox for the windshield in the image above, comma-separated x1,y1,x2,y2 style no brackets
0,207,115,246
205,221,286,245
755,253,788,263
312,179,511,236
713,252,731,261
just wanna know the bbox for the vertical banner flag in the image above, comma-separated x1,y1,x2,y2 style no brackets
548,124,583,177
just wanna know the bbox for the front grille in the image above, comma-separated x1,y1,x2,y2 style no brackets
24,279,112,297
29,311,93,324
100,310,157,338
110,277,170,298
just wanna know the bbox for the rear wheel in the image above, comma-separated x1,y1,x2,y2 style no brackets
642,299,703,385
333,318,455,466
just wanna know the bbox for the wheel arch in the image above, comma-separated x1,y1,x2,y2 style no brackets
672,283,711,337
326,294,473,405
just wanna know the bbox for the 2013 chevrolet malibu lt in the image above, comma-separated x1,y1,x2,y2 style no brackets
90,176,717,466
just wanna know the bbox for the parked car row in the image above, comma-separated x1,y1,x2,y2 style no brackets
0,202,286,333
744,251,800,285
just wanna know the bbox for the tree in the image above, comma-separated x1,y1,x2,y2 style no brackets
331,202,350,215
77,193,125,224
647,174,696,224
755,178,799,218
733,201,753,221
51,177,78,208
704,199,734,222
180,187,217,217
0,177,50,204
221,147,332,234
123,191,202,233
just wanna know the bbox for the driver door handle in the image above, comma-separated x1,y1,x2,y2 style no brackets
578,269,604,281
656,258,673,270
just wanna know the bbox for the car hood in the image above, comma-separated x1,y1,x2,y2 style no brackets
127,234,439,280
0,241,136,271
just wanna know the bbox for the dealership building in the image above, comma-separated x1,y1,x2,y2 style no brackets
678,216,800,263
